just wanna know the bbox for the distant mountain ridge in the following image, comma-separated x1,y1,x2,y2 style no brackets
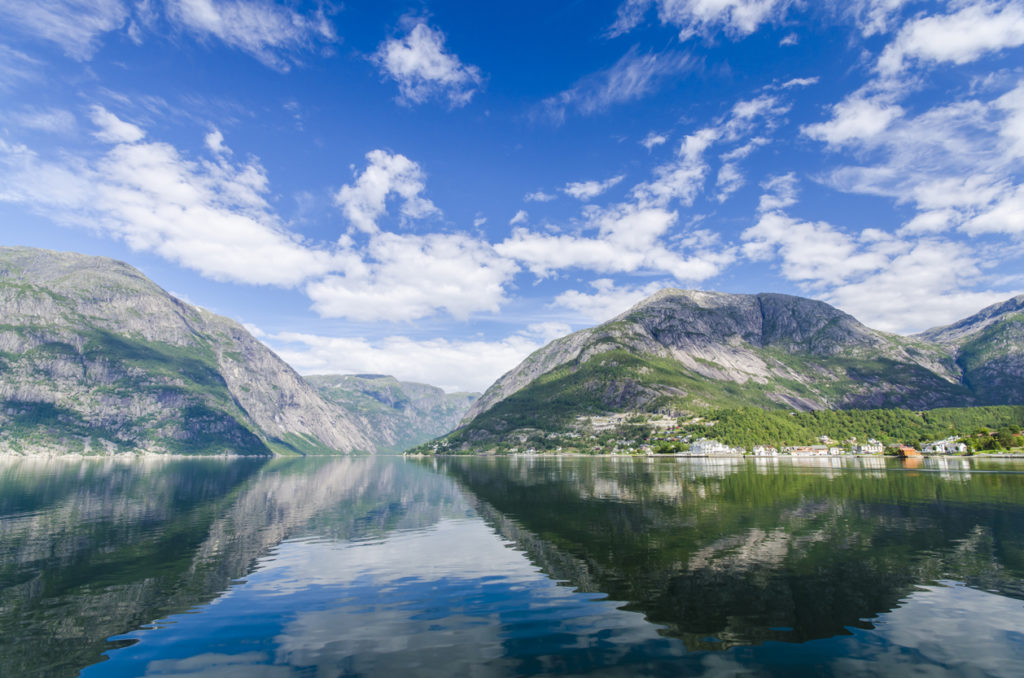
450,289,1024,449
0,247,471,456
306,374,478,452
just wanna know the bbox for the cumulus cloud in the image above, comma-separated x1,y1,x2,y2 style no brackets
372,19,483,107
551,278,666,323
808,79,1024,246
509,209,528,226
498,203,732,282
802,96,904,147
877,1,1024,75
270,329,561,393
0,0,128,60
335,150,439,233
0,124,339,286
742,181,1017,332
305,232,517,322
168,0,336,71
563,174,625,201
0,117,521,323
539,46,695,123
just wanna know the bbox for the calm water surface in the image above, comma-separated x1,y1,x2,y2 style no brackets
3,455,1024,677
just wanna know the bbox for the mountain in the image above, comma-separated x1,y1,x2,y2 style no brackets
306,374,478,452
0,247,375,456
449,289,1021,449
916,295,1024,405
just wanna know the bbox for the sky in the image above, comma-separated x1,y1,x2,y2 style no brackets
1,0,1024,392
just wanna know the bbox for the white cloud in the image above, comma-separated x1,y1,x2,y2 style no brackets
821,239,1017,333
204,128,230,155
372,20,483,108
551,278,666,323
509,209,528,226
334,150,439,234
844,0,913,37
539,47,695,122
878,1,1024,75
270,330,555,393
757,172,799,212
88,106,145,144
609,0,795,41
802,95,904,147
0,45,42,91
780,76,819,88
714,163,744,202
0,132,339,287
498,203,732,282
5,107,76,134
0,0,127,60
742,181,1017,332
563,175,625,201
168,0,336,71
472,216,487,227
779,32,798,46
305,232,517,322
524,190,557,202
641,132,668,150
632,127,718,207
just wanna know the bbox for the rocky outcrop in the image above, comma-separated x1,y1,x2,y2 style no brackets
0,247,374,455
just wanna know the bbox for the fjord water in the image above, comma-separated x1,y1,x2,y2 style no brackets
3,456,1024,677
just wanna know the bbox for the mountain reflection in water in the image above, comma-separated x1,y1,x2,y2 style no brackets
1,455,1023,677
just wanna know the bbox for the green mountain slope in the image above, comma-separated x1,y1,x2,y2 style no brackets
0,247,374,455
917,295,1024,405
306,374,478,452
447,289,1020,450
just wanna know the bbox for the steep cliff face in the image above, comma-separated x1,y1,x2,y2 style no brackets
0,247,374,455
458,289,970,441
307,374,477,452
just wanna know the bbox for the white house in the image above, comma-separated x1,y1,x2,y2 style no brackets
922,436,968,454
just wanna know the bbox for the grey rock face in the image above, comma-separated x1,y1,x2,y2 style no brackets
461,288,1007,430
0,247,374,455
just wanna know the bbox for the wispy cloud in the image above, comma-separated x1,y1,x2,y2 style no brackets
609,0,795,41
4,107,76,134
538,46,695,123
168,0,336,72
524,190,557,202
372,18,483,108
0,0,127,60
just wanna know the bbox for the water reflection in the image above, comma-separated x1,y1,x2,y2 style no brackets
439,456,1024,652
1,455,1023,677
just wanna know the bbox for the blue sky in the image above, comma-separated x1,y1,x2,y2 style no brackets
2,0,1024,392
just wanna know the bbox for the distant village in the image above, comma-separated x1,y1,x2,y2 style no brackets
470,412,999,457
